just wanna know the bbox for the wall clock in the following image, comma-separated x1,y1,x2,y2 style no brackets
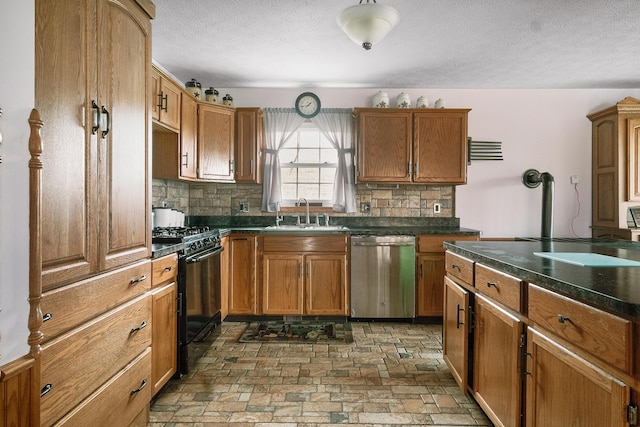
295,92,321,119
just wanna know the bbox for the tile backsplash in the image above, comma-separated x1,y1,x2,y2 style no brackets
153,179,454,217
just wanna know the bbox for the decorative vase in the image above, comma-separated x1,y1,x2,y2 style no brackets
416,96,428,108
205,87,219,103
185,78,202,99
223,94,234,107
396,92,411,108
372,90,389,108
435,98,445,108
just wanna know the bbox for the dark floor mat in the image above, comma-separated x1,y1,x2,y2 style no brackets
239,321,353,344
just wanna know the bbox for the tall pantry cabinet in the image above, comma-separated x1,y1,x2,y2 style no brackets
35,0,155,425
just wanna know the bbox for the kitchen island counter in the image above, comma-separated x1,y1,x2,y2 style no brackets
444,238,640,317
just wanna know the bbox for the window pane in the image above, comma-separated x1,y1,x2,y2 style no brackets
298,168,319,183
320,168,336,183
298,148,319,163
279,149,298,163
319,184,333,200
299,184,319,199
319,136,334,149
282,184,297,200
299,130,318,148
281,168,298,183
320,148,338,163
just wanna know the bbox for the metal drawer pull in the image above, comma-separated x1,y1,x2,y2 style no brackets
130,379,147,396
451,264,461,271
164,266,173,272
91,100,101,135
42,312,52,322
486,282,497,288
557,314,571,324
130,274,147,285
156,92,164,110
456,304,464,328
130,320,147,334
101,105,111,138
182,152,189,168
41,383,52,397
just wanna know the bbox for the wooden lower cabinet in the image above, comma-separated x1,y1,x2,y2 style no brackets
151,282,177,396
442,276,470,393
416,234,478,317
220,235,230,319
473,294,524,427
525,327,630,427
262,253,348,316
228,235,258,314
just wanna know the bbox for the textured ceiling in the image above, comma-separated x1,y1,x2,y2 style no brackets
151,0,640,89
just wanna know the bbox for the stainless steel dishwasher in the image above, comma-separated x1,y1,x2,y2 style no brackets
350,235,415,318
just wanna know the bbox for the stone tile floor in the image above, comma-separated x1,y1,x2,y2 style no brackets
149,322,493,426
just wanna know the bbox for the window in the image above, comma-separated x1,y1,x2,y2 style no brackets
278,123,337,206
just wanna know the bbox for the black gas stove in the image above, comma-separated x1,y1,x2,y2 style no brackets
152,225,223,375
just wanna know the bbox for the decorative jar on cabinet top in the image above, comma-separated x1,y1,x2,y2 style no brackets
223,94,234,106
396,92,411,108
416,96,428,108
185,78,202,99
373,90,389,108
205,87,219,103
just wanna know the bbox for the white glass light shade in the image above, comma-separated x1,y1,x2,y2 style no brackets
337,2,400,50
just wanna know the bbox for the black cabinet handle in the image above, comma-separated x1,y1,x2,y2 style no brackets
451,264,461,271
557,314,571,324
130,320,147,334
182,152,189,168
130,379,147,396
130,274,147,285
42,312,52,322
456,304,464,328
156,91,164,111
486,282,497,288
101,105,110,138
162,94,168,111
41,383,52,397
163,266,173,272
91,100,101,135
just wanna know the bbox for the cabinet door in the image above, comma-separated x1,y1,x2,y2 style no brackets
443,276,470,394
413,111,468,184
97,0,151,272
180,94,198,179
526,328,630,427
198,103,235,181
220,236,230,319
305,254,347,315
357,111,412,182
158,78,181,131
236,108,263,183
151,69,161,121
416,253,445,316
151,282,177,396
627,118,640,201
473,295,524,427
262,254,304,315
36,0,98,289
228,235,257,314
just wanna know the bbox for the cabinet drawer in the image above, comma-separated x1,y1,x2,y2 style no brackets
528,284,633,374
41,260,151,341
445,252,474,285
40,294,152,426
262,235,347,253
151,253,178,288
475,263,523,312
55,348,151,427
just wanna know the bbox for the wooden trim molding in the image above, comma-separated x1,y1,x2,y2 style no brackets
28,108,44,426
0,356,34,427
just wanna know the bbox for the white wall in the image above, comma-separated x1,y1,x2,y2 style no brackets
0,0,34,363
213,87,640,238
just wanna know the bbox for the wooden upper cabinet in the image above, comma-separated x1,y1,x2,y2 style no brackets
151,67,181,132
413,111,468,184
356,110,412,182
354,108,470,184
235,107,264,183
180,94,198,179
588,97,640,230
198,103,236,181
36,0,152,289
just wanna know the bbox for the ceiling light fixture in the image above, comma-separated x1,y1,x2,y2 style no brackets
337,0,400,50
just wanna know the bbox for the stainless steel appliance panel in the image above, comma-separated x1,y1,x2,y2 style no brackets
350,235,415,318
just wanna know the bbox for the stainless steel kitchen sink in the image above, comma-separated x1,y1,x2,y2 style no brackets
263,225,350,232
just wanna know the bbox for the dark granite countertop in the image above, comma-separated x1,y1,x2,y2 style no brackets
444,238,640,318
152,242,183,259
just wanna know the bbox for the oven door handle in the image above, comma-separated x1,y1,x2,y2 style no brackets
185,246,224,263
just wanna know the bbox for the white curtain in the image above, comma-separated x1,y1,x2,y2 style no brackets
312,108,356,213
261,108,305,212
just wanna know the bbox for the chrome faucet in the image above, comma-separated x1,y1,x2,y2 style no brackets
275,202,283,227
297,198,310,225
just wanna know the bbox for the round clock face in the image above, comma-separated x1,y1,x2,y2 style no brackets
295,92,321,118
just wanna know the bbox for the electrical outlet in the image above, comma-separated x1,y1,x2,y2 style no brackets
240,202,249,212
360,202,371,214
433,203,441,214
570,175,580,184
